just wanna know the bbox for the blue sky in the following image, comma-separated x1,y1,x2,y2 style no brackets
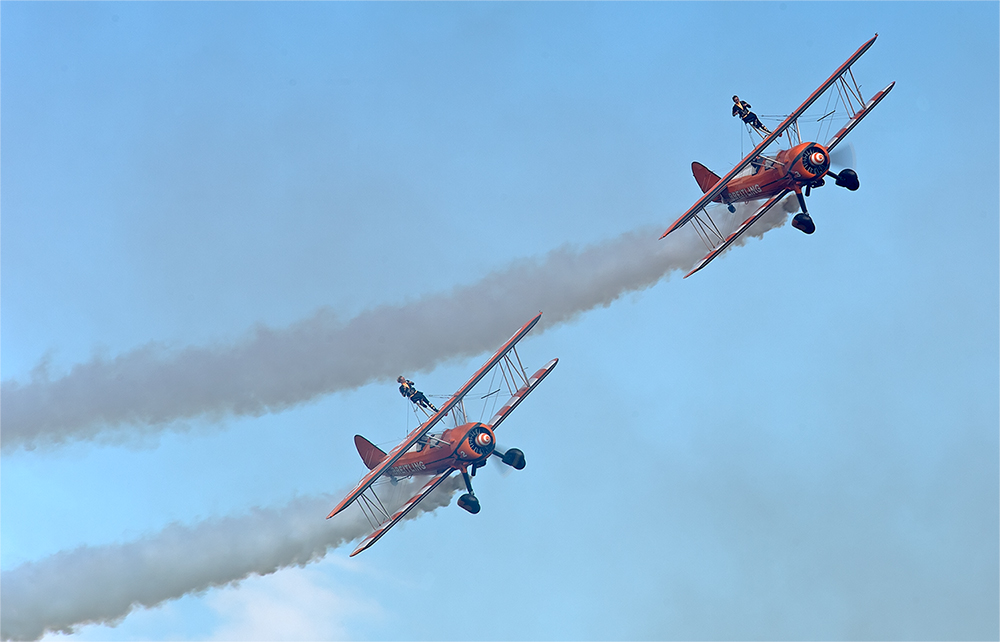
2,2,997,640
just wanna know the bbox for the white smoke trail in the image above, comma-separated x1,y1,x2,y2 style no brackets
0,476,464,642
1,208,791,452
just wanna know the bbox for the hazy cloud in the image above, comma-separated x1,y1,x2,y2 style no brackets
0,478,461,641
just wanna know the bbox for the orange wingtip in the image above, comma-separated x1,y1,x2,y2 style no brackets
660,219,684,239
326,502,348,519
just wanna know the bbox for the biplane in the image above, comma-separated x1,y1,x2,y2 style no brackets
326,312,557,556
661,34,895,277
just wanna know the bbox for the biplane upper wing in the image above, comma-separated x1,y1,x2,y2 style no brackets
326,312,543,519
683,190,791,278
660,34,881,240
487,358,558,431
349,468,456,557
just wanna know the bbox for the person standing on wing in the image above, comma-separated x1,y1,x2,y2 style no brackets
732,95,771,135
397,376,439,412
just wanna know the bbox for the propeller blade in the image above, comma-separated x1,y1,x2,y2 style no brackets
490,443,514,478
829,141,856,171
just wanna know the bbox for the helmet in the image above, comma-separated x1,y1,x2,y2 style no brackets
397,376,405,383
732,95,740,102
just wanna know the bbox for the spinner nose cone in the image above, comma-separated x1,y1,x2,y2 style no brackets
810,151,827,167
463,424,496,458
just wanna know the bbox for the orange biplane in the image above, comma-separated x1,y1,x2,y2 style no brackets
661,34,895,277
327,312,557,556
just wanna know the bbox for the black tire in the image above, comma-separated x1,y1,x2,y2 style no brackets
502,448,526,470
458,493,481,514
792,213,816,235
834,168,860,191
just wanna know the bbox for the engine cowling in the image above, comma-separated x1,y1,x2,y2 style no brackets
791,144,831,180
455,423,496,461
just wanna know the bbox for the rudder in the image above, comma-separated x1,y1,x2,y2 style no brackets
692,162,721,194
354,435,388,470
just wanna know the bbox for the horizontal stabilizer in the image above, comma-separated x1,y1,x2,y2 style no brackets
692,162,721,194
354,435,388,470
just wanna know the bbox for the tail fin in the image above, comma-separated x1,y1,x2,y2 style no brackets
692,162,721,194
354,435,388,470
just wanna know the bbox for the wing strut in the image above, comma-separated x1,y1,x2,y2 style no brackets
356,488,392,530
826,81,895,153
684,190,791,278
487,358,558,431
349,469,457,557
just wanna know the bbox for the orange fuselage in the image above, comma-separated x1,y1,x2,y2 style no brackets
715,142,831,205
385,422,495,477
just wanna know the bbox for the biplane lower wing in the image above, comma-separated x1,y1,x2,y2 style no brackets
349,469,456,557
825,81,895,152
684,190,791,278
327,312,543,520
487,358,558,431
661,34,880,240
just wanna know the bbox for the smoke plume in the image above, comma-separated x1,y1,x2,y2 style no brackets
2,208,790,452
0,477,463,641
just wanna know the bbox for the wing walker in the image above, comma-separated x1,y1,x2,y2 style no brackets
662,34,895,277
327,312,557,556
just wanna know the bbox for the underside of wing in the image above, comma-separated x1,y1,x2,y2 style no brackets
684,190,790,278
487,358,558,431
350,469,456,556
825,81,895,153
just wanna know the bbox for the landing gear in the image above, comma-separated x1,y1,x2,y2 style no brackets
457,493,480,514
792,213,815,235
458,469,481,514
492,447,526,470
791,164,860,235
457,447,527,515
501,448,526,470
791,190,816,235
828,168,859,191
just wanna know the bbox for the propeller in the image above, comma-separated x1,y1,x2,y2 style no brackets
488,442,514,478
827,142,860,191
829,141,856,173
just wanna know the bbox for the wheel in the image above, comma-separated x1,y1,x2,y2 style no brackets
502,448,526,470
834,168,859,191
792,213,815,235
457,493,481,514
